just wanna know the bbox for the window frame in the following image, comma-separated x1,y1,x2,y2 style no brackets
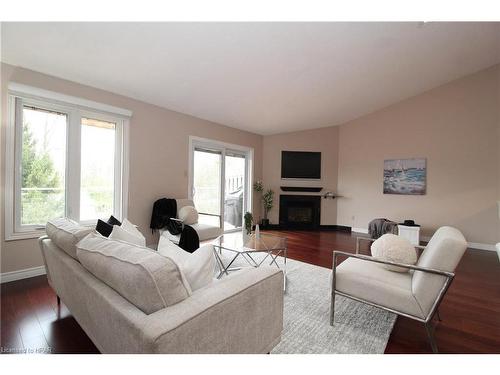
188,136,254,233
5,83,131,241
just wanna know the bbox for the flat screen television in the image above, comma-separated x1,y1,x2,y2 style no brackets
281,151,321,179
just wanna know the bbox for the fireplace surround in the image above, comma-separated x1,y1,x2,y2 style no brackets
279,195,321,229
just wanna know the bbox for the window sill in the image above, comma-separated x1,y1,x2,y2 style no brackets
5,228,46,242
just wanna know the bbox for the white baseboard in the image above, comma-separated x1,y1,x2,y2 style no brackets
352,228,496,252
352,227,369,234
0,265,46,284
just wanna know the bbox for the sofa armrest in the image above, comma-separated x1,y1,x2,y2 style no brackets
142,266,284,353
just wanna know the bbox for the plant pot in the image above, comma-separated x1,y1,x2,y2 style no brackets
261,218,270,228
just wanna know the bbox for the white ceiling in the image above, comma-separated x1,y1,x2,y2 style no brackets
2,22,500,135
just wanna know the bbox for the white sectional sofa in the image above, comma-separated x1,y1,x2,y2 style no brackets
39,219,283,353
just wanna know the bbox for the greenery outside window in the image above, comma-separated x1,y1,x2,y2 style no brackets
5,85,130,240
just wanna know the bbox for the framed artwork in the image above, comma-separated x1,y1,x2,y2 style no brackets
383,158,426,195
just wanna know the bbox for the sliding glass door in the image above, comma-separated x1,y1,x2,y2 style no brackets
190,138,252,232
224,152,246,231
192,148,222,227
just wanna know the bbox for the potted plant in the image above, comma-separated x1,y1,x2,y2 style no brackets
253,181,274,228
261,189,274,228
243,212,253,235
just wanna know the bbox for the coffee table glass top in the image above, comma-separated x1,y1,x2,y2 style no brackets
213,232,287,252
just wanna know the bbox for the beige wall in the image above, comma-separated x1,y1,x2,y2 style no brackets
1,63,263,274
2,62,499,275
336,64,500,244
262,127,339,225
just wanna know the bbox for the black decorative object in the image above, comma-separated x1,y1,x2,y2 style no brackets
280,186,323,192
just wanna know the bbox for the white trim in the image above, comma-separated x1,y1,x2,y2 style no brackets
1,266,46,284
8,82,132,118
352,227,497,252
4,95,17,240
121,119,130,220
352,227,369,234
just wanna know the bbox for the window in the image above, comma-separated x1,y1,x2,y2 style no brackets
189,137,253,232
5,84,130,240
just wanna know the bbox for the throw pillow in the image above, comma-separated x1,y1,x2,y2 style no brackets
96,215,123,237
371,233,417,272
96,219,113,237
45,217,93,259
178,206,198,225
109,224,146,247
107,215,122,226
157,238,215,291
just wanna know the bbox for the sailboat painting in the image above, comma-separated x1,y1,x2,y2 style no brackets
383,158,426,195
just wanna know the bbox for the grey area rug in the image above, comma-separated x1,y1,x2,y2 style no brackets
219,253,397,354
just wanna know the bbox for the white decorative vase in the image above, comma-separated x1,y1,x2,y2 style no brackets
242,229,250,245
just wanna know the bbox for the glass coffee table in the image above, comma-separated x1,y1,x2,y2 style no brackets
212,232,287,290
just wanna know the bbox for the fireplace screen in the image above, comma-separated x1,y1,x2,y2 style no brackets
288,206,313,223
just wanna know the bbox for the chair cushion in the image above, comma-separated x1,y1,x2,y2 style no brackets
335,258,425,319
412,226,467,317
76,232,191,314
163,222,223,243
46,218,93,260
178,206,199,225
157,238,215,291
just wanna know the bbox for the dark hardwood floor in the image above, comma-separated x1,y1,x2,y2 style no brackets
1,230,499,354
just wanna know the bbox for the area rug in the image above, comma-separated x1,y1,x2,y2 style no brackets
219,253,397,354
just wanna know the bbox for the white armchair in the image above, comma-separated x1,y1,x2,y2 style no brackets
330,226,467,353
160,199,223,243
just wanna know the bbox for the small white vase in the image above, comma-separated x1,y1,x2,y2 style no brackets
242,229,250,245
255,224,260,239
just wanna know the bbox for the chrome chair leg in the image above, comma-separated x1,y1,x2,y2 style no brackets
435,308,442,321
330,290,335,326
425,322,439,353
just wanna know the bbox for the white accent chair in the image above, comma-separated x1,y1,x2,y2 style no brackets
331,226,467,353
160,199,223,243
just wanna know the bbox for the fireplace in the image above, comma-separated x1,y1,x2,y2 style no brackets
279,195,321,229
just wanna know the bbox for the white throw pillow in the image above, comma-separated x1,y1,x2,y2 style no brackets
178,205,198,225
371,233,417,272
121,219,146,241
109,219,146,247
157,238,215,291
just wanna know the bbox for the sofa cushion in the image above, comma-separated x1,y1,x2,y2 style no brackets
77,232,191,314
335,257,425,319
46,218,93,260
158,238,215,291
